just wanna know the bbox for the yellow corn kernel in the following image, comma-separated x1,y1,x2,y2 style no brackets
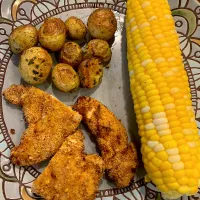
167,182,179,190
177,177,188,185
162,169,174,177
160,135,173,143
179,144,190,153
157,185,169,192
152,157,162,168
163,140,177,149
143,112,152,120
167,115,178,121
168,121,181,128
160,161,171,171
147,151,156,160
188,187,198,195
174,170,185,179
151,171,162,178
148,162,158,172
150,134,160,141
143,145,152,154
185,135,195,142
148,95,160,103
177,139,186,146
188,178,198,187
192,169,199,179
172,133,183,140
178,186,189,194
166,109,176,116
145,129,157,138
153,178,163,186
163,177,176,184
181,154,190,162
156,151,168,161
184,161,193,169
151,106,164,114
185,169,193,177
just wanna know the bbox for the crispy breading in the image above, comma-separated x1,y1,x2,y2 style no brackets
3,85,82,166
32,130,104,200
74,96,138,188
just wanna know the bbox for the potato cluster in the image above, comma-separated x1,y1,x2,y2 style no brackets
9,8,117,92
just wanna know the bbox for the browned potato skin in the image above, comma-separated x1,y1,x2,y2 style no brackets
60,42,82,69
39,18,66,52
9,25,38,54
65,16,87,40
83,39,112,65
78,58,103,88
19,47,53,85
87,8,117,41
52,63,80,92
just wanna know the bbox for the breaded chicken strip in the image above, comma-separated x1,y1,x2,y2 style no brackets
3,85,82,166
74,96,138,188
32,130,104,200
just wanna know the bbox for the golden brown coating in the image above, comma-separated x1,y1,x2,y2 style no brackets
83,39,112,65
9,24,38,54
52,63,80,92
60,42,82,68
32,130,104,200
19,47,53,85
65,16,87,40
39,18,67,51
3,85,82,166
87,8,117,40
78,58,103,88
74,96,138,188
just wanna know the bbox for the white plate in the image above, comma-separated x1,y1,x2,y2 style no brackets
0,0,200,199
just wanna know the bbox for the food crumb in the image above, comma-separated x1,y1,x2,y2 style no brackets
10,129,15,134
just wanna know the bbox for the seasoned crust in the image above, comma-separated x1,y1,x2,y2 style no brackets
74,96,138,188
3,85,82,166
32,131,104,200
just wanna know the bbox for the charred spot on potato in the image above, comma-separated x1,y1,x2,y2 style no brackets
94,80,97,85
28,56,36,65
33,77,39,81
39,73,43,77
32,70,39,75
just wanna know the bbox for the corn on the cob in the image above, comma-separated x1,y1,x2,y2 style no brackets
126,0,200,199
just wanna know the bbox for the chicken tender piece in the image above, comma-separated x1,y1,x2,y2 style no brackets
32,130,104,200
3,85,82,166
74,96,138,188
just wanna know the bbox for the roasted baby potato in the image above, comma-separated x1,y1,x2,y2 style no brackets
83,39,112,65
39,18,66,52
65,16,87,40
78,58,103,88
52,63,80,92
19,47,53,85
9,24,38,54
60,42,82,69
87,8,117,40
